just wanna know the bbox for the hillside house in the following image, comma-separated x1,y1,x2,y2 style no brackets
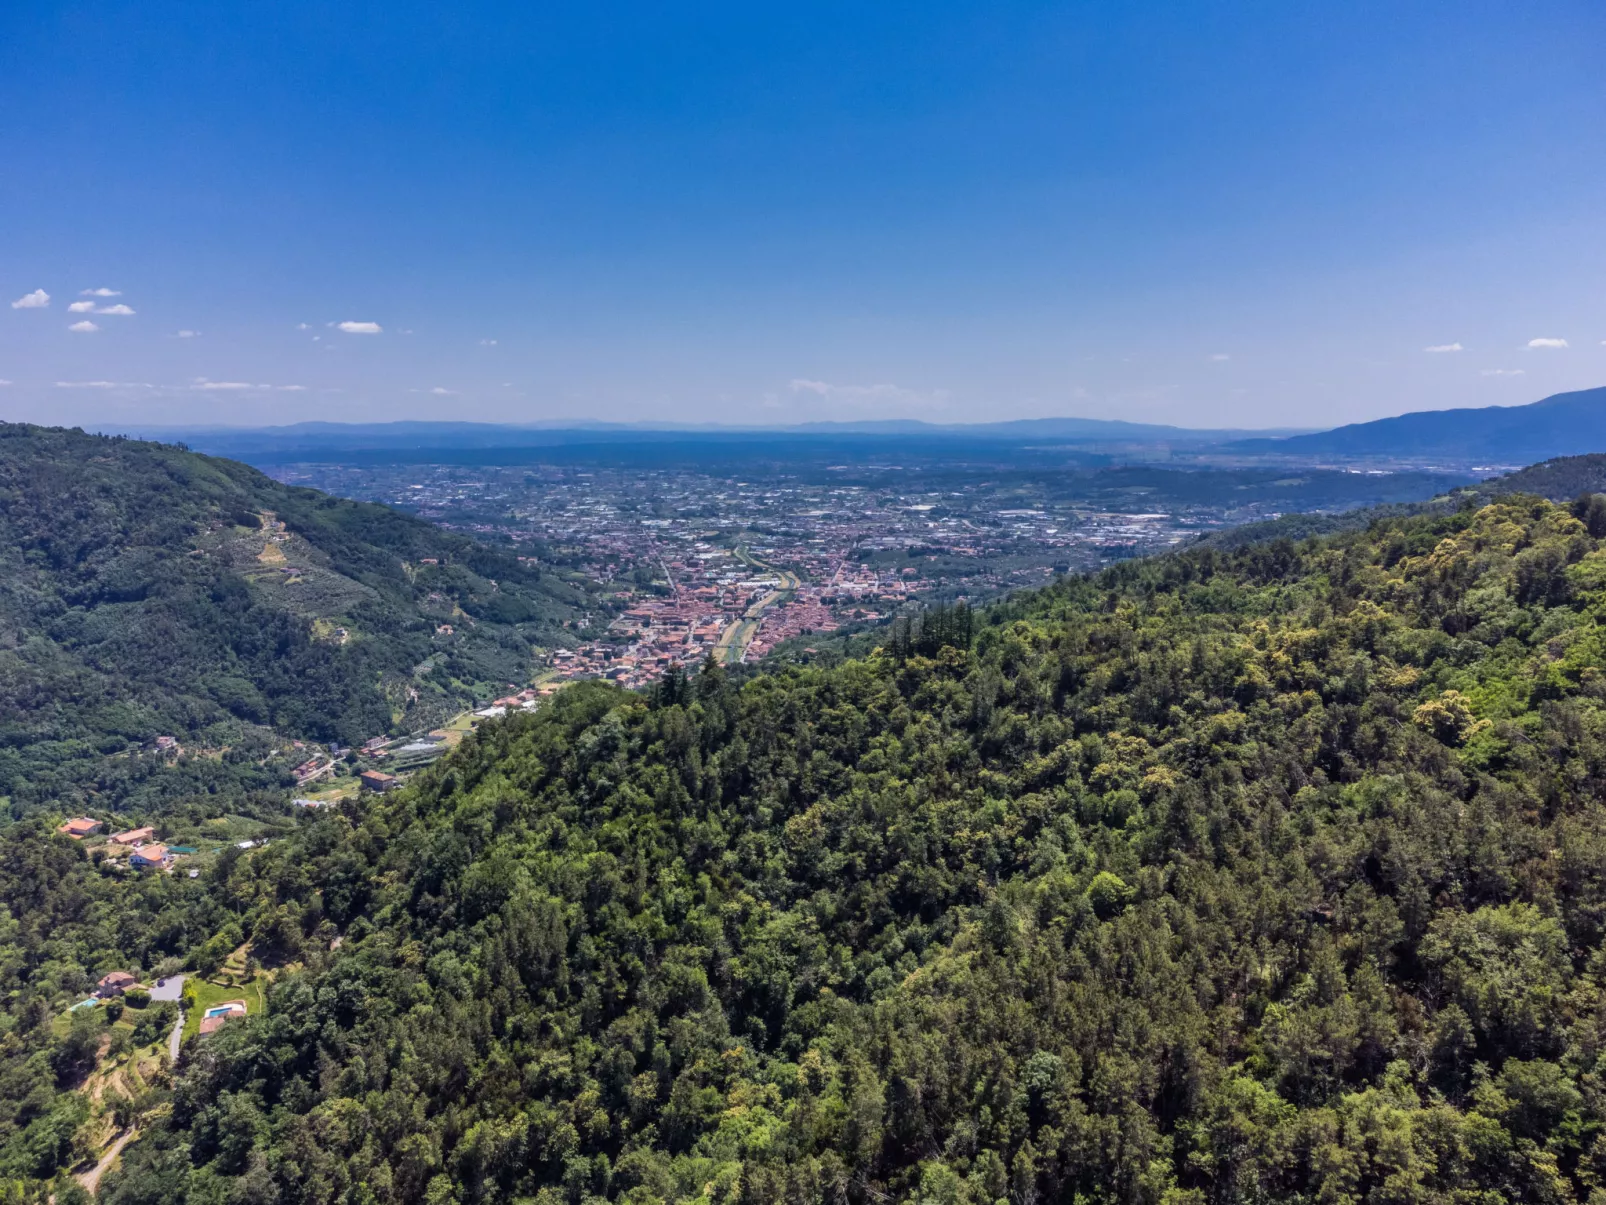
130,843,170,869
360,769,398,793
110,826,156,845
96,971,137,997
57,817,102,839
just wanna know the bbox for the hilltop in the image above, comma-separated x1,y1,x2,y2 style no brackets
1490,452,1606,500
26,490,1602,1204
0,424,594,815
1192,451,1606,551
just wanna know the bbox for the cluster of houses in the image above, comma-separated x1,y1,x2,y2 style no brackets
742,598,841,661
472,688,545,718
57,817,175,869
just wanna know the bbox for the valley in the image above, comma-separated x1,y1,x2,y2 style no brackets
5,425,1606,1204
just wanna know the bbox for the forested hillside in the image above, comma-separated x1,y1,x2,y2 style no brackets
5,490,1581,1205
0,424,593,815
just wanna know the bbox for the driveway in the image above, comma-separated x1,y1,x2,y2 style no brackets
151,976,187,1061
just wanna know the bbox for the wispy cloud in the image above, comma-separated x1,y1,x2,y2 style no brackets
177,330,199,338
1481,368,1525,376
191,378,258,391
56,380,124,388
337,320,382,334
0,380,11,387
79,288,120,297
1209,353,1231,362
1424,342,1463,353
788,378,948,407
277,384,307,392
478,338,498,346
1526,337,1568,349
68,320,99,333
430,387,458,396
68,300,97,313
96,303,135,316
10,289,49,309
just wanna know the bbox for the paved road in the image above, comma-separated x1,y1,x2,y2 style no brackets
141,974,187,1060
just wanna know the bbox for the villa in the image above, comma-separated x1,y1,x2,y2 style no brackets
97,971,137,997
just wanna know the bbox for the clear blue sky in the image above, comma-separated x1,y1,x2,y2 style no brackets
3,0,1604,429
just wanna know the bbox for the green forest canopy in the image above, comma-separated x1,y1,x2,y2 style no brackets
6,492,1606,1204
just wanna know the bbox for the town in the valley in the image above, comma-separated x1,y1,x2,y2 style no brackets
266,454,1465,693
268,461,1231,689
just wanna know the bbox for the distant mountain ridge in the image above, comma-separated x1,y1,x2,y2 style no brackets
116,415,1310,458
106,382,1606,467
122,416,1310,439
1230,385,1606,463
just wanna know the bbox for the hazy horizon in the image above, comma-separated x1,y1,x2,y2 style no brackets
4,1,1604,431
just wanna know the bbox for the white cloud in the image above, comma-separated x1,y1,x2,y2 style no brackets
479,338,498,346
1481,368,1525,376
337,320,382,334
430,387,458,396
177,329,199,338
55,380,120,388
277,384,307,392
96,303,135,316
191,378,256,390
11,289,49,309
68,320,99,333
1424,342,1463,353
1526,337,1568,349
1209,353,1230,362
0,379,11,386
68,300,97,313
296,323,312,330
79,288,120,297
